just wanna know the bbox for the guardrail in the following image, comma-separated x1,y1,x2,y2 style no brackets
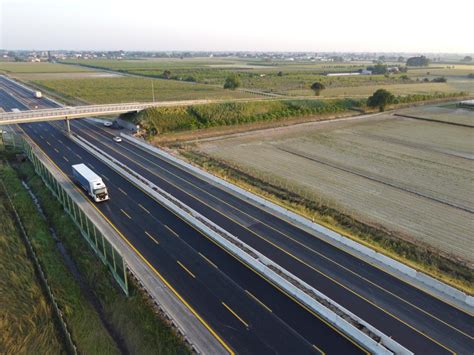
18,133,129,294
4,130,228,354
74,133,412,354
121,134,474,314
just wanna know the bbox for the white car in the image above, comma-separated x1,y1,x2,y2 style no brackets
103,121,113,127
113,136,122,143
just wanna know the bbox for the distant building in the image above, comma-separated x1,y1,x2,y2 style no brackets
326,72,361,77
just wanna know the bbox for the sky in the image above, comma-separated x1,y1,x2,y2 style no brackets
1,0,473,53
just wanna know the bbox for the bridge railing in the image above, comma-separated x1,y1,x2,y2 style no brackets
0,102,157,121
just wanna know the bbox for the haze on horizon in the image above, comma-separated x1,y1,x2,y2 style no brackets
1,0,473,53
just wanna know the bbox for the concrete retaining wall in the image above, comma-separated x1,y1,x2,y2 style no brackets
121,133,474,313
76,134,412,354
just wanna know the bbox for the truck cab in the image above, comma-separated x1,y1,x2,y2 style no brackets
72,163,109,202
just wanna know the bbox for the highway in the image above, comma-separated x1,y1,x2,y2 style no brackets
0,80,366,353
70,112,474,353
1,75,473,354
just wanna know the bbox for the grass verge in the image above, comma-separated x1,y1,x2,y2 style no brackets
179,150,474,295
0,156,120,354
0,159,63,353
1,151,189,354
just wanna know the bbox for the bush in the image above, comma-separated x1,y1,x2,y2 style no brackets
367,89,395,111
310,82,325,96
223,74,241,90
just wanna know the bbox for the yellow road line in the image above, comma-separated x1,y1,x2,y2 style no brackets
199,252,218,269
123,144,469,340
165,224,179,238
222,302,249,328
72,133,369,353
118,187,128,196
120,209,132,219
138,203,151,214
18,126,234,355
145,231,159,244
312,344,325,355
177,260,196,278
245,290,272,313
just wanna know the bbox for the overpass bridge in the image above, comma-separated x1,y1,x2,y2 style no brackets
0,100,214,126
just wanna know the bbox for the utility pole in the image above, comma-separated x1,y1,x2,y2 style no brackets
152,81,155,102
65,117,71,134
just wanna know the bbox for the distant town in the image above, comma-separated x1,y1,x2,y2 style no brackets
1,49,472,64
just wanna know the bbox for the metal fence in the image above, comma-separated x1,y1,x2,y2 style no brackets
2,131,128,295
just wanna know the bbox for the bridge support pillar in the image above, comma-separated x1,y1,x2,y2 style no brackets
65,117,71,134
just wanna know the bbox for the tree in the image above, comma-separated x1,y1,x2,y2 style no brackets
310,82,326,96
431,77,447,83
277,71,283,77
406,56,430,66
367,64,388,75
223,74,241,90
162,70,171,79
367,89,394,112
462,56,472,62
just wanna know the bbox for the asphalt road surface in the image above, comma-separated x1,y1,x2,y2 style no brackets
0,79,368,353
1,75,473,354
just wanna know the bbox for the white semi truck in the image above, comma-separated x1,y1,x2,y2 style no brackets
72,164,109,202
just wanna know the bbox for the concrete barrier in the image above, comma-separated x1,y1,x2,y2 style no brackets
121,133,474,314
75,134,413,354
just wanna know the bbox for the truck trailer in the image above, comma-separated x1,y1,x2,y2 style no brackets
72,164,109,202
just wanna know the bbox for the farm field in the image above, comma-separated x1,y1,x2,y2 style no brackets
62,58,473,96
398,104,474,126
0,62,93,74
0,62,119,81
29,76,259,104
195,110,474,264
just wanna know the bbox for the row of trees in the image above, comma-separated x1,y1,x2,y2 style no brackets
406,56,430,67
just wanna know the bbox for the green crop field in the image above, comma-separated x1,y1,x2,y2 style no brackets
29,76,258,104
60,58,473,97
